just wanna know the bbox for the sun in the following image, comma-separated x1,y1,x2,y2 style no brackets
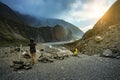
90,3,108,19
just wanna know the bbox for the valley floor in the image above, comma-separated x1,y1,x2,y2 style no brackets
0,54,120,80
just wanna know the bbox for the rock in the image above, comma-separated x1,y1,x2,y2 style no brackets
14,47,20,52
112,53,119,58
22,50,31,59
5,52,8,54
23,62,31,66
38,57,54,63
94,36,103,43
116,56,120,59
40,49,44,51
108,25,116,31
11,60,33,71
24,66,32,70
44,53,52,58
47,59,54,62
102,49,120,58
59,57,64,60
102,49,113,57
23,54,31,59
53,47,72,60
13,61,24,64
38,46,72,62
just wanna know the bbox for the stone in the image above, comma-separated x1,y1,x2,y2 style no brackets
22,50,31,59
47,59,54,62
102,49,120,58
13,64,24,70
116,56,120,59
94,36,103,43
14,47,20,52
102,49,113,57
13,61,24,64
24,66,32,70
5,52,8,54
11,61,33,71
38,57,54,63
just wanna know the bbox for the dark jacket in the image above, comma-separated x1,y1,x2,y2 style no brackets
28,43,36,53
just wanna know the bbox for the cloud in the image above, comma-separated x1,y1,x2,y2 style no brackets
80,25,93,32
60,0,116,21
0,0,117,32
0,0,77,18
58,0,116,32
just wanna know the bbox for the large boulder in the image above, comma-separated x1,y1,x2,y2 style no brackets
102,49,113,57
101,49,120,58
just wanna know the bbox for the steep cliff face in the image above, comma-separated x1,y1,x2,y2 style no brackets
66,0,120,55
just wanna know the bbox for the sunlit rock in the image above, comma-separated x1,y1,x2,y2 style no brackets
94,36,103,43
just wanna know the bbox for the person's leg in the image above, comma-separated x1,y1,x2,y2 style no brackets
33,53,37,64
30,53,34,64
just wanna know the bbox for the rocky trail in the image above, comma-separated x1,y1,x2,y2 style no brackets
0,44,120,80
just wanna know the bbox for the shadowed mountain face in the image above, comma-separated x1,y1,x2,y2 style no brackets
0,2,83,46
18,13,84,40
66,0,120,55
0,2,24,24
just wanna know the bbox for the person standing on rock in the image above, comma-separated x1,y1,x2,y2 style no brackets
28,38,37,64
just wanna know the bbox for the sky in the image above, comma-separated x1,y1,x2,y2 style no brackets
0,0,117,32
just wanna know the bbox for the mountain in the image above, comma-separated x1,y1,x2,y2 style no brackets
0,2,25,24
65,0,120,55
82,0,120,40
0,2,83,46
18,13,84,39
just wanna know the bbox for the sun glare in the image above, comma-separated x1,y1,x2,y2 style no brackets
90,3,107,20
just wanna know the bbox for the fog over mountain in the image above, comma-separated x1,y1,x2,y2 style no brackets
0,0,116,32
0,2,83,46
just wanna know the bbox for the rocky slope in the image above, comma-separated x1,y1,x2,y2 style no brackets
65,0,120,55
82,0,120,40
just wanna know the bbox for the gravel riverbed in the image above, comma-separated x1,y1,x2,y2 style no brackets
0,53,120,80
